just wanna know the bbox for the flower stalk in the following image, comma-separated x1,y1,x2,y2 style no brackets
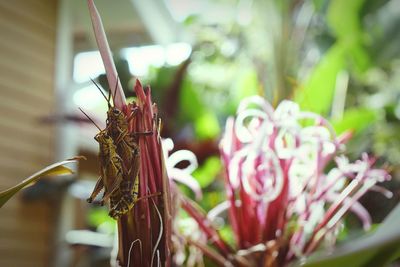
87,1,171,266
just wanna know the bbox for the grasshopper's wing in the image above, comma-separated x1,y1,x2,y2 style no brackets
101,172,123,202
101,178,122,201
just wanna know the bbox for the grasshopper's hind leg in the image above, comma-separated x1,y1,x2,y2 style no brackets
87,177,104,203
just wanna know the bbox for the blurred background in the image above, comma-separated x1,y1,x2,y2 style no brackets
0,0,399,266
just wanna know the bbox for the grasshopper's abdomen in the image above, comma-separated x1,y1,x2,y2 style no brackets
105,107,142,219
108,176,139,219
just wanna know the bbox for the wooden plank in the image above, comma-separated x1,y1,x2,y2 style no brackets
0,145,52,169
0,137,53,161
0,224,50,239
0,60,54,86
0,36,54,66
0,57,55,85
0,223,50,238
0,28,53,57
0,116,54,140
0,1,56,31
0,198,52,215
0,60,53,85
0,236,51,252
0,9,55,49
0,134,53,162
0,210,51,234
0,80,54,104
0,219,51,237
0,1,58,266
0,99,53,120
0,258,47,267
0,42,53,71
0,227,51,242
0,247,48,266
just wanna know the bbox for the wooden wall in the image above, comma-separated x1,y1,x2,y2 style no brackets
0,1,59,266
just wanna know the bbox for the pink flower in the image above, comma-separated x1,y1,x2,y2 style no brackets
184,96,391,266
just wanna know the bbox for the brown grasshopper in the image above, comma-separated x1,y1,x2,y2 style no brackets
80,106,141,219
91,78,141,162
79,108,124,209
90,79,154,218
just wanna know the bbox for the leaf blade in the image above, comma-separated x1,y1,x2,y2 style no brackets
0,159,78,208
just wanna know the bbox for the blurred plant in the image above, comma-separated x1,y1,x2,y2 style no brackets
178,96,395,267
167,0,400,229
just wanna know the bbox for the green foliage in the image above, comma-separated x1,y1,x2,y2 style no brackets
296,0,373,114
179,78,205,123
193,156,222,188
88,208,116,234
219,225,235,247
232,68,260,104
332,108,378,134
328,0,371,73
195,112,220,140
296,45,345,114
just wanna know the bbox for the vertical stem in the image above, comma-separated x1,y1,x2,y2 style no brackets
87,0,126,109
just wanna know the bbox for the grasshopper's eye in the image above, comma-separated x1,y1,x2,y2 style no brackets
113,109,120,115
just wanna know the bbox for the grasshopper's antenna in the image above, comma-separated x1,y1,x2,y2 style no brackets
90,78,112,108
79,107,102,131
112,75,119,106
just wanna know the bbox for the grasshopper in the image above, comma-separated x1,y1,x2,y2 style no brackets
80,107,140,219
79,109,124,210
89,79,154,218
91,78,140,163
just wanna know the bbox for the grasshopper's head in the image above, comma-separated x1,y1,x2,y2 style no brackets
107,107,125,124
94,130,113,144
107,107,129,134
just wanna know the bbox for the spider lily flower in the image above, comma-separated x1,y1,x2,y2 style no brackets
185,96,391,266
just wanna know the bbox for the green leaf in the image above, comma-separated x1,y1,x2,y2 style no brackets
331,108,378,134
88,208,116,234
194,112,220,140
232,68,259,102
327,0,365,40
219,225,235,247
0,158,79,208
327,0,370,72
290,203,400,267
296,0,372,115
179,78,205,122
296,44,345,114
193,156,222,188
